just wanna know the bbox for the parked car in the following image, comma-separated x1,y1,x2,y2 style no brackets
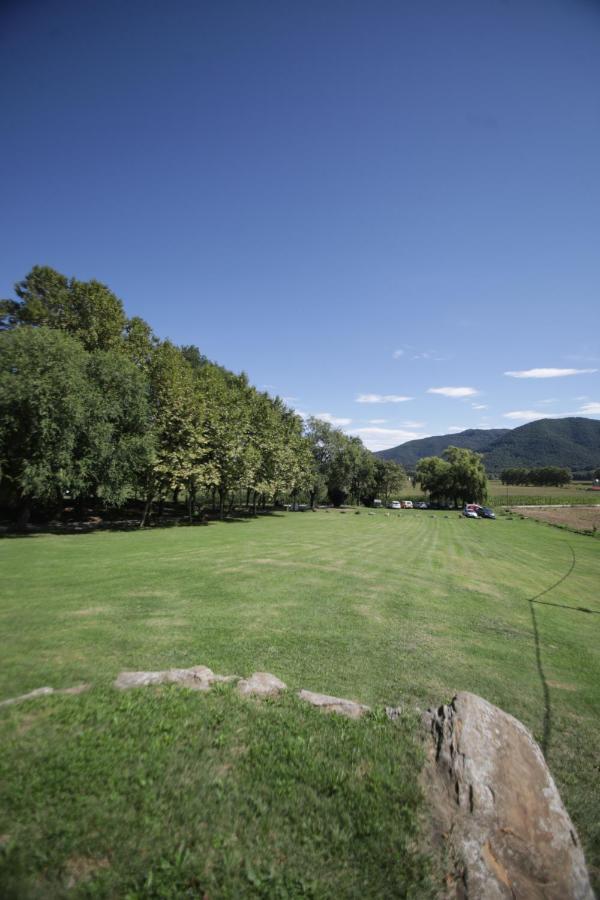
388,500,402,509
401,500,413,509
416,501,428,509
463,504,480,518
478,507,496,519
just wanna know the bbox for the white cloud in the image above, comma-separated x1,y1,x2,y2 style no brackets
537,398,557,405
580,402,600,415
315,412,352,427
351,426,428,452
282,395,299,404
505,368,598,379
392,349,404,359
403,420,425,428
503,410,548,421
368,418,387,424
355,393,413,404
427,386,478,398
448,425,468,433
472,403,488,410
295,409,308,420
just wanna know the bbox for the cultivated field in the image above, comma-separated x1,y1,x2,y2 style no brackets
1,511,599,896
517,506,600,535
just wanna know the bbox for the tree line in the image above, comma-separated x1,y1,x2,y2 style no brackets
499,467,572,487
0,266,407,527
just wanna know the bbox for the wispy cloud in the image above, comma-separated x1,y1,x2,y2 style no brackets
580,401,600,415
448,425,468,433
368,418,387,424
403,420,425,428
427,386,478,398
315,412,352,426
282,395,298,404
392,344,448,361
505,368,597,379
350,426,428,452
356,393,412,404
472,403,487,410
503,410,550,421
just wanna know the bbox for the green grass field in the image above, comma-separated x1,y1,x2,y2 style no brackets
1,511,599,896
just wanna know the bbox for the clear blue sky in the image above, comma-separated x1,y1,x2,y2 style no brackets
2,0,599,450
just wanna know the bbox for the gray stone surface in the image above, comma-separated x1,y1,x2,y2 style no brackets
422,692,594,900
238,672,287,697
113,665,237,691
298,689,370,719
0,686,54,708
0,683,91,707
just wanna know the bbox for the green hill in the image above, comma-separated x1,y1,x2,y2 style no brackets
376,428,509,468
376,417,600,473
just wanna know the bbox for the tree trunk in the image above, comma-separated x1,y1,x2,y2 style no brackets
140,494,153,527
16,500,31,532
219,488,225,520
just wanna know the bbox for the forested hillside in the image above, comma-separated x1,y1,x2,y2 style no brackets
376,418,600,473
376,429,509,468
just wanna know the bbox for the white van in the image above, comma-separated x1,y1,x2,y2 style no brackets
388,500,402,509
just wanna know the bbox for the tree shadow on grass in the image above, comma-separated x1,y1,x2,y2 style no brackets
527,543,577,757
0,510,285,539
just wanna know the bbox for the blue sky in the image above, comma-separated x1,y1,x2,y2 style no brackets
2,0,599,450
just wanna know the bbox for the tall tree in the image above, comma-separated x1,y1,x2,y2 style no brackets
1,266,127,351
0,327,92,527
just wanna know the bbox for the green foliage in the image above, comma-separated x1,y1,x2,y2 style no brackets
416,446,487,506
3,266,126,351
372,459,406,505
0,328,154,522
501,466,572,487
0,266,359,523
0,328,92,520
305,418,375,506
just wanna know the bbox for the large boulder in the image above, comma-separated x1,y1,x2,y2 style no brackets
422,692,594,899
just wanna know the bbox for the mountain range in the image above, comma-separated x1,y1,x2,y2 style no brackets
375,417,600,473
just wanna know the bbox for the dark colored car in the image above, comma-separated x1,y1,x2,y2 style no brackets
478,507,496,519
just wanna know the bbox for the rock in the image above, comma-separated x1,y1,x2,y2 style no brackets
56,683,91,696
113,665,237,691
422,692,594,900
385,705,403,720
0,683,91,707
298,689,370,719
238,672,287,698
0,686,54,708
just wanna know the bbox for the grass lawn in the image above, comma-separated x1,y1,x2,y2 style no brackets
1,510,599,896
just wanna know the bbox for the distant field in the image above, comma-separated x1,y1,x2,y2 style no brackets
399,479,599,506
518,506,600,535
1,511,599,895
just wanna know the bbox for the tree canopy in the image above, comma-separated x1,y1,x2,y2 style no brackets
0,265,379,526
416,446,487,507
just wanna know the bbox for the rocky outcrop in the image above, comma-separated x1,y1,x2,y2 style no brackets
422,692,594,900
113,665,237,691
237,672,287,698
298,689,370,719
